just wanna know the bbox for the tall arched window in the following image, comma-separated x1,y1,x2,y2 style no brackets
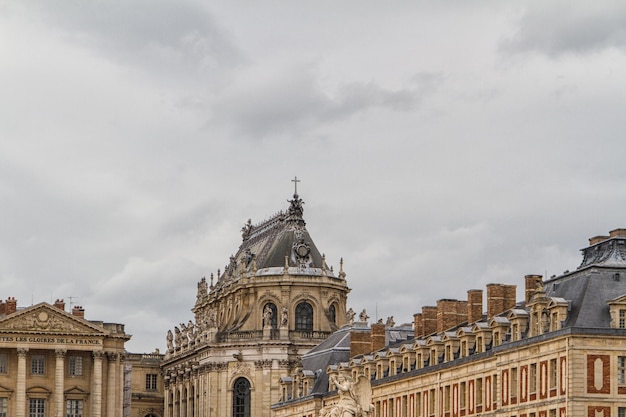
295,302,313,331
263,303,278,328
329,304,336,324
233,377,251,417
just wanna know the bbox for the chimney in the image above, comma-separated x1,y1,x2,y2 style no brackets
350,329,372,358
422,306,437,336
589,235,610,245
413,313,423,337
371,323,386,353
5,297,17,315
467,289,483,324
525,275,543,303
0,300,5,315
487,284,517,318
53,299,66,311
609,228,626,238
436,299,467,332
72,306,85,319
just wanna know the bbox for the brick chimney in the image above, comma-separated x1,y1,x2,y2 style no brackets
589,235,610,245
371,323,386,353
467,289,483,324
486,284,516,318
525,275,543,303
422,306,437,336
436,299,467,332
609,228,626,238
350,329,372,358
5,297,17,315
72,306,85,319
0,300,5,315
413,313,423,337
53,299,66,311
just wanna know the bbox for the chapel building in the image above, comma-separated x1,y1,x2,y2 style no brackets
161,191,351,417
273,228,626,417
0,299,130,417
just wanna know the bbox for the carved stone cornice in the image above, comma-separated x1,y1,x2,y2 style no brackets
580,237,626,269
254,359,272,370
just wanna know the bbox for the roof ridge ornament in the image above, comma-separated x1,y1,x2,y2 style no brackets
287,177,306,227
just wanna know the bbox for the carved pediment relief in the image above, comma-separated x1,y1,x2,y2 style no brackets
0,303,105,335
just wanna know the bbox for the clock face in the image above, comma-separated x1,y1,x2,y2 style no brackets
296,244,310,257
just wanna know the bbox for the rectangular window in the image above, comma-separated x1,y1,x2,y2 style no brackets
429,389,435,416
530,363,537,393
619,407,626,417
620,310,626,328
460,382,466,409
476,337,483,353
415,392,422,417
476,378,483,406
511,367,518,400
492,374,498,405
66,399,83,417
69,356,83,376
389,396,395,417
0,353,7,374
0,398,7,417
444,385,451,412
31,355,45,375
29,398,45,417
619,357,626,385
146,374,158,391
549,359,557,389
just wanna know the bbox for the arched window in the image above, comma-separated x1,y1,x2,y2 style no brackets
233,377,251,417
263,303,278,328
329,304,336,324
295,302,313,331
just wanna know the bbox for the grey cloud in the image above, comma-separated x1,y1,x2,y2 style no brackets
501,3,626,56
21,0,242,79
213,69,441,138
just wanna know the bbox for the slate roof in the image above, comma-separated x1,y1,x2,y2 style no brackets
544,233,626,328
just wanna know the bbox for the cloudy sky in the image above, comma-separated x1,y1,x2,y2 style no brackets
1,1,626,353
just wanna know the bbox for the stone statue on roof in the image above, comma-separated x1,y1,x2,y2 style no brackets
320,371,373,417
359,309,369,323
346,308,355,325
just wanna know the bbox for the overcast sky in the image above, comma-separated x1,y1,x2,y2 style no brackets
2,1,626,353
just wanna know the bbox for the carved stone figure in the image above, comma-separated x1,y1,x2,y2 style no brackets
281,307,288,327
166,329,174,352
359,309,369,323
263,305,274,328
386,316,395,327
321,372,373,417
174,326,182,349
346,308,355,325
180,323,189,348
187,320,196,342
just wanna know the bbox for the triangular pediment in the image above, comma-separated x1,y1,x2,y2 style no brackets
0,303,107,335
608,294,626,305
0,384,13,396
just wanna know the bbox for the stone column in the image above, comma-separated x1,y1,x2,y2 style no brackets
55,349,67,417
106,352,118,417
92,351,104,417
16,348,28,417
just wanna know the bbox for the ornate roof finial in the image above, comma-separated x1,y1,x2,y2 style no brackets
287,178,305,227
339,257,346,279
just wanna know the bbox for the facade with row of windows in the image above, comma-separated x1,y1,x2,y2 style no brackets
0,299,130,417
160,192,351,417
273,228,626,417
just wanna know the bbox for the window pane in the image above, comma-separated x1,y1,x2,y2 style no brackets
29,399,45,417
66,399,83,417
0,397,7,417
31,355,45,375
69,356,83,376
0,353,7,374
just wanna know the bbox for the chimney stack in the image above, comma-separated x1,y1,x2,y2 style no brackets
371,323,386,353
5,297,17,315
436,299,467,332
525,275,543,303
72,306,85,319
486,284,517,318
421,306,437,336
413,313,423,337
350,329,372,358
53,299,66,311
467,289,483,324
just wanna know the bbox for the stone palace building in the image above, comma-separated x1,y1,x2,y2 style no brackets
0,299,130,417
273,228,626,417
161,190,351,417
